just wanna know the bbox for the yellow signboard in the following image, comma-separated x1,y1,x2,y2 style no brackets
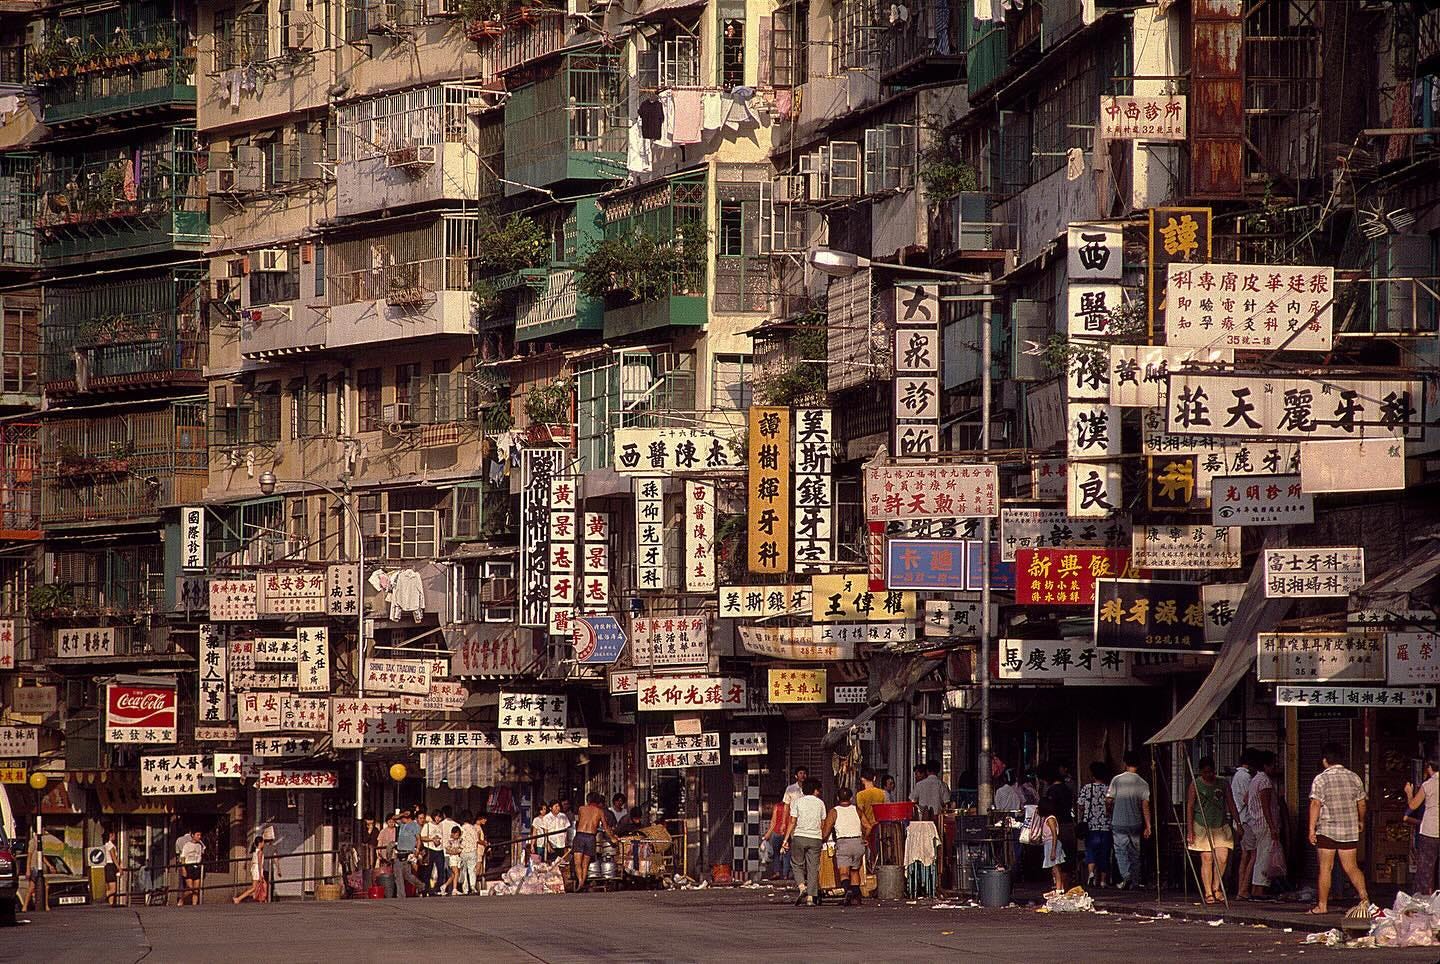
0,762,27,784
768,668,827,704
747,406,791,574
810,574,917,622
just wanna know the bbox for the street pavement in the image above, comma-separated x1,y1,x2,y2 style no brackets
3,887,1432,963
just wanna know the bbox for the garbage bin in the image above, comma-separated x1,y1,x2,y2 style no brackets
876,864,905,901
377,873,395,898
978,868,1012,908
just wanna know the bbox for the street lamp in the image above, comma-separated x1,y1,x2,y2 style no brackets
258,470,369,819
806,247,999,814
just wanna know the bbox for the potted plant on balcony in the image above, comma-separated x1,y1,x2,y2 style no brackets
474,216,549,287
385,266,431,307
522,377,572,443
917,143,978,201
461,0,509,38
576,222,707,307
28,583,74,622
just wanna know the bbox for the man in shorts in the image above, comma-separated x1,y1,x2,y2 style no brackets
1308,743,1370,916
572,792,617,891
178,831,205,906
823,786,874,905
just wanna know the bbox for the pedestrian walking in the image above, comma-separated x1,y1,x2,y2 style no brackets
178,831,205,906
1039,799,1068,895
1245,751,1283,898
1041,763,1076,875
392,810,424,899
420,810,447,895
457,811,481,895
1307,743,1370,916
1232,749,1258,899
443,826,464,895
19,830,43,912
821,786,874,906
102,828,121,906
1186,756,1241,904
1076,762,1112,888
781,779,826,906
1403,760,1439,894
1105,751,1151,889
232,837,268,904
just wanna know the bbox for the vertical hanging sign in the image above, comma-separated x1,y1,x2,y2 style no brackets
635,477,666,590
549,473,581,638
793,408,833,572
181,507,205,571
197,624,229,723
1147,207,1212,342
892,285,942,456
520,448,561,628
686,482,717,593
748,406,791,574
297,626,329,693
582,512,611,613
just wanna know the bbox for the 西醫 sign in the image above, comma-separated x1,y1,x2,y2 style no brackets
106,682,178,744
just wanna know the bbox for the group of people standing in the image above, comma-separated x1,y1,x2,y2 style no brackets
373,807,488,898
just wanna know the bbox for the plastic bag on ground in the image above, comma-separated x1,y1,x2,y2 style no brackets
1042,886,1095,913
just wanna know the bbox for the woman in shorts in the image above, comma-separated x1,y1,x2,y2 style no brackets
822,786,875,906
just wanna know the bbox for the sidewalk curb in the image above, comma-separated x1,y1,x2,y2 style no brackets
1090,898,1333,934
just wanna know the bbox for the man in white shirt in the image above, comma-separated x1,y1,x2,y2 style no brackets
782,768,808,809
178,831,205,906
1231,749,1257,898
421,811,447,895
438,807,459,894
780,780,827,906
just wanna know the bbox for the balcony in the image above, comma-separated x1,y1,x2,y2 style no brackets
336,84,502,218
326,215,483,349
40,400,207,527
42,268,207,397
503,50,626,195
37,126,208,267
0,422,40,539
514,268,604,342
595,173,707,340
880,0,967,85
0,153,38,269
965,16,1009,98
926,191,1012,261
603,294,706,339
239,303,330,360
33,21,196,128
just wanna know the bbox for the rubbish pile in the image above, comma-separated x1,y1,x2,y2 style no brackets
488,855,567,896
1368,891,1440,948
1038,886,1096,913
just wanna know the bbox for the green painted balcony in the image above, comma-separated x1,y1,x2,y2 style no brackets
33,20,196,128
502,50,626,196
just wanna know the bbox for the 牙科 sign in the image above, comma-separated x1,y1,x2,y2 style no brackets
635,677,746,711
612,427,741,473
1275,686,1434,709
1167,373,1424,439
1131,525,1240,570
864,464,998,521
999,639,1138,685
768,668,826,704
717,584,811,618
747,406,791,574
253,736,319,756
647,746,721,768
1094,579,1211,654
1256,632,1385,683
813,623,914,645
498,691,566,730
1211,476,1313,526
1166,263,1334,351
1262,547,1365,598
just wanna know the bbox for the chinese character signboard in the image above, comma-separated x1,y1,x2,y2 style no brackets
1000,508,1130,562
182,506,205,570
729,732,768,756
613,428,741,473
364,658,432,695
520,448,561,627
279,695,329,732
327,564,361,616
1299,438,1406,493
1149,207,1211,341
1032,458,1066,500
1168,373,1423,439
1166,263,1334,351
635,677,746,711
1263,548,1365,598
1067,345,1110,401
646,733,720,756
608,669,638,695
684,483,716,593
500,728,589,752
717,584,811,618
198,625,229,724
582,511,611,611
1015,548,1129,606
296,627,329,693
998,639,1136,684
634,476,666,590
140,755,215,796
815,623,915,645
748,406,791,574
574,615,627,665
106,682,178,743
257,769,338,790
1109,346,1232,408
1094,579,1211,653
1131,525,1241,569
793,409,834,570
253,736,319,756
893,285,941,455
56,626,115,658
1067,403,1121,459
0,618,13,670
1386,632,1440,685
0,726,39,757
214,752,261,780
1099,95,1186,140
548,472,581,638
498,691,566,730
811,573,916,622
1067,462,1121,518
738,624,856,661
1276,686,1434,709
1067,223,1122,281
209,578,259,622
631,615,708,668
1067,285,1124,339
449,625,540,677
886,539,972,590
1256,632,1384,683
329,697,406,748
257,570,328,616
768,668,826,704
864,464,998,521
1202,583,1245,645
238,692,285,732
1211,476,1313,526
412,730,498,750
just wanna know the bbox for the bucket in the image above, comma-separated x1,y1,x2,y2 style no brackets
377,874,395,898
978,868,1012,908
875,864,905,901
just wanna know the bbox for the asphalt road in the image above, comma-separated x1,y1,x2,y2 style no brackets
2,888,1428,963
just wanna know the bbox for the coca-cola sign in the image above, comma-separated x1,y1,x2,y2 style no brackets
106,682,178,744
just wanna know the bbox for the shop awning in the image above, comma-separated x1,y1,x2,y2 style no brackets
1353,536,1440,604
1147,534,1293,745
421,748,519,789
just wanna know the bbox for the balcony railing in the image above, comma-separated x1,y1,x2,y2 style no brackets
34,21,195,126
0,422,39,538
503,50,626,194
880,0,967,83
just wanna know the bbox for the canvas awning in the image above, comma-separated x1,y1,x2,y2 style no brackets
1147,532,1293,745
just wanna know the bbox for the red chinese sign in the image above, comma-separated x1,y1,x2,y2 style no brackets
1014,548,1129,607
863,464,998,521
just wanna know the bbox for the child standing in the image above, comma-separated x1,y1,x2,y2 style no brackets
443,827,464,896
1040,800,1068,895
